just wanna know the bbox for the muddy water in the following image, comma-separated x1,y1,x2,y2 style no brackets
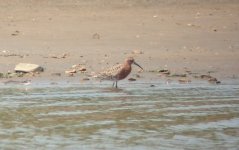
0,81,239,150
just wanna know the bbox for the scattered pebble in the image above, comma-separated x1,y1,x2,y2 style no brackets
208,77,221,84
51,73,61,76
169,73,187,77
92,33,100,39
200,75,213,79
51,53,69,59
128,78,136,81
82,77,90,81
0,53,25,58
79,67,86,72
71,64,87,72
178,78,191,84
50,82,58,85
15,63,44,73
153,15,158,18
11,30,20,36
134,74,141,78
131,50,143,54
65,69,76,74
3,80,31,85
158,69,170,75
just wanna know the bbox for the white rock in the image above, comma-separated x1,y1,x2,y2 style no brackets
15,63,43,73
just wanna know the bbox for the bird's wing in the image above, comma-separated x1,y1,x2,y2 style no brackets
96,64,123,80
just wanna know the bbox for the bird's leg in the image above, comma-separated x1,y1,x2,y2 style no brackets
112,81,115,87
116,81,118,88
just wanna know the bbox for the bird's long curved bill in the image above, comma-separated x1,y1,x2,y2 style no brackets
133,62,143,70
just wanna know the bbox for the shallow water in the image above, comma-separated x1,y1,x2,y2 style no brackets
0,80,239,150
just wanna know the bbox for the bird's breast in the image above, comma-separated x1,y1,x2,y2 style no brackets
116,66,131,80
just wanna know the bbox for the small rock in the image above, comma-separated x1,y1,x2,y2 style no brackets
65,69,76,74
208,77,217,82
82,77,90,81
0,73,4,78
50,82,58,85
3,80,31,85
200,75,213,79
193,75,201,78
79,67,86,72
128,78,136,81
15,63,44,73
11,30,20,36
51,53,69,59
92,33,100,39
72,64,86,72
169,73,187,77
61,53,68,58
132,50,143,54
208,77,221,84
158,69,170,75
135,74,141,78
67,73,74,77
178,78,191,84
51,73,61,76
150,84,155,87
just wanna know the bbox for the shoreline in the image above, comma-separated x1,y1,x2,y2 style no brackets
1,1,239,82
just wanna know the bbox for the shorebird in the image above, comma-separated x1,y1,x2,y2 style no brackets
95,57,143,88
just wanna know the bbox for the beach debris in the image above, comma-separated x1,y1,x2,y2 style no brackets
198,74,221,84
50,53,69,59
71,64,87,72
92,33,100,39
0,72,25,78
82,77,90,81
11,30,20,36
134,74,141,78
0,53,26,58
128,78,136,81
131,50,143,54
51,73,61,76
149,69,170,75
184,67,192,74
208,77,221,84
158,69,170,75
178,78,191,84
65,64,87,76
50,82,58,85
65,69,76,74
200,75,213,80
169,73,187,77
15,63,44,73
3,80,31,85
79,67,86,72
0,72,4,78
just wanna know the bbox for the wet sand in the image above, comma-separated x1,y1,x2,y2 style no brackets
0,0,239,82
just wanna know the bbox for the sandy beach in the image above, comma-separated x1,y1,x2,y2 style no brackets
1,1,239,149
0,0,239,82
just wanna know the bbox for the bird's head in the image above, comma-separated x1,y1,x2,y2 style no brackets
125,57,143,70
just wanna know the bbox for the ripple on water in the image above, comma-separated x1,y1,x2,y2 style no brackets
0,82,239,149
